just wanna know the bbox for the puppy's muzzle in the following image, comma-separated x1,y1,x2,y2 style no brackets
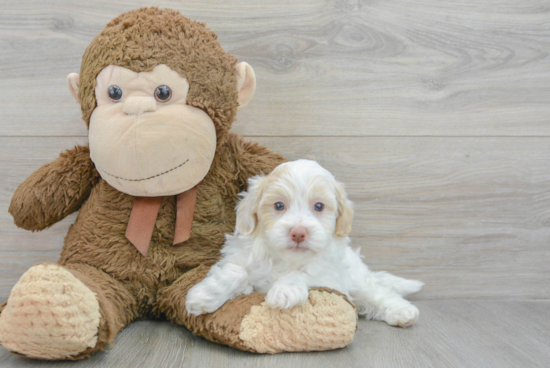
290,226,307,244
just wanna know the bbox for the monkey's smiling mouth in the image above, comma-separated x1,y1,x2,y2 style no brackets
97,159,189,182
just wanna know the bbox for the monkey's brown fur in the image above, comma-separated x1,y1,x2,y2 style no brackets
1,8,356,359
7,136,285,359
79,8,239,147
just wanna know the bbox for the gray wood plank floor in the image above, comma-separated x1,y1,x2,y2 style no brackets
1,301,549,368
1,0,549,366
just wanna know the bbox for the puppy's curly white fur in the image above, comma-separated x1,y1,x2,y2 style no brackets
186,160,423,327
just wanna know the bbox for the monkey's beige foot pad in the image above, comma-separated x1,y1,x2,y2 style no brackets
239,289,357,353
0,263,100,359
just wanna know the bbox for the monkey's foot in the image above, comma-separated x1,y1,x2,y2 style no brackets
238,288,357,353
0,263,101,359
160,265,357,353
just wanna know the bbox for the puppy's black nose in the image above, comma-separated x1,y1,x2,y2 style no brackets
290,226,307,243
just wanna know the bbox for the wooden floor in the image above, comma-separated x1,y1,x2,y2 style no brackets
1,301,549,368
1,0,549,366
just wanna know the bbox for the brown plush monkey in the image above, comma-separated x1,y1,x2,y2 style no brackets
0,7,357,360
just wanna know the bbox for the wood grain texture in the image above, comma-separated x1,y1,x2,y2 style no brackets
1,136,549,300
0,0,549,136
1,300,549,368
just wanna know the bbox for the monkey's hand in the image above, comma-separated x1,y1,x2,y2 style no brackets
9,145,99,231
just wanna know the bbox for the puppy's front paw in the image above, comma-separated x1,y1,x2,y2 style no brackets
185,283,225,316
265,283,309,310
385,304,419,328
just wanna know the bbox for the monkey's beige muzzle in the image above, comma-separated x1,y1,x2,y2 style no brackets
122,96,157,115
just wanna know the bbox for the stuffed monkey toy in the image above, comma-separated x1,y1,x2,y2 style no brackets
0,7,357,360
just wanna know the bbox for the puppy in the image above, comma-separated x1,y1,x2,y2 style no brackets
186,159,423,327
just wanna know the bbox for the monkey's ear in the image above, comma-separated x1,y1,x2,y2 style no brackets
235,62,256,110
67,73,80,103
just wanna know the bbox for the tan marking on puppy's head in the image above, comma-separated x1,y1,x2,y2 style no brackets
235,164,292,235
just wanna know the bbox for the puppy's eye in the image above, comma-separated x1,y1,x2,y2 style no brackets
314,203,324,212
155,85,172,102
274,202,285,211
108,85,123,102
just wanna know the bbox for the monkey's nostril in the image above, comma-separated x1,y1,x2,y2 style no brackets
122,97,157,115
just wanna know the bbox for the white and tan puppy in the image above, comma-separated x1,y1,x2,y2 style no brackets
186,159,423,327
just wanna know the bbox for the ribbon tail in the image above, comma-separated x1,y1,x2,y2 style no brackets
174,187,198,245
125,197,163,257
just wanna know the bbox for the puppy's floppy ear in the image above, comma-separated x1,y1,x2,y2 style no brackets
236,175,266,235
335,181,354,237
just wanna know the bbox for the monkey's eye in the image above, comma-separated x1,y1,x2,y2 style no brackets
274,202,285,211
108,85,123,102
314,203,324,212
155,85,172,102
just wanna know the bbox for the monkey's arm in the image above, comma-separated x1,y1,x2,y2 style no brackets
9,145,99,231
226,133,287,188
